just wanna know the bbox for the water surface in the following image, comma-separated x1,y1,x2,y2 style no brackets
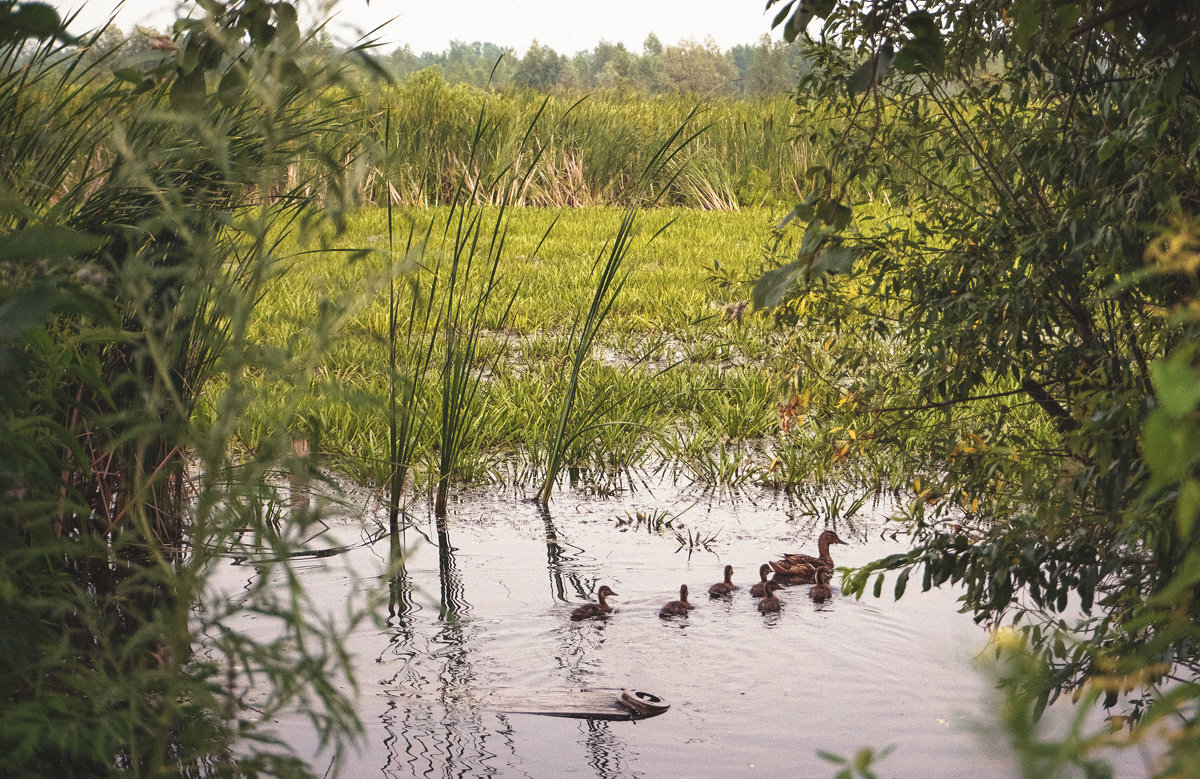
204,474,1151,777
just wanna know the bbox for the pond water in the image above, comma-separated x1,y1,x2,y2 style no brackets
204,472,1153,777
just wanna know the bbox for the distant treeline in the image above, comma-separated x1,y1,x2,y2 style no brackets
81,26,807,96
385,34,808,95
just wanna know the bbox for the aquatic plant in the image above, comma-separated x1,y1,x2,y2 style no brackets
537,110,707,504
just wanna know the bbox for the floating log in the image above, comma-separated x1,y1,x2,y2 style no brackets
385,686,670,721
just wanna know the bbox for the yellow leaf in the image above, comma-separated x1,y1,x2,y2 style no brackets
847,428,857,441
914,476,922,493
971,498,979,513
970,432,985,448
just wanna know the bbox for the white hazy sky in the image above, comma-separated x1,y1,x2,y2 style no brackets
54,1,782,55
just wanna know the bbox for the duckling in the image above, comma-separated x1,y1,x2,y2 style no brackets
808,567,833,603
571,585,617,621
749,563,774,597
758,581,783,614
778,529,847,570
708,565,736,597
659,584,693,617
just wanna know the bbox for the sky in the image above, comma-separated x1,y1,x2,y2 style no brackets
54,1,783,55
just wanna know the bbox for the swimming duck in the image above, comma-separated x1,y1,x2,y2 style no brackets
659,584,693,617
571,585,617,621
808,567,833,603
767,558,821,583
758,581,783,613
708,565,736,597
749,563,773,597
778,529,847,570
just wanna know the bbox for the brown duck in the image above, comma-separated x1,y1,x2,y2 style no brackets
757,581,783,613
808,567,833,603
749,563,774,597
767,559,821,583
571,585,617,621
778,529,847,569
659,584,694,617
708,565,736,597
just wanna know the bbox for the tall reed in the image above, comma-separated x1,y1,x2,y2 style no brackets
341,73,818,210
537,110,705,504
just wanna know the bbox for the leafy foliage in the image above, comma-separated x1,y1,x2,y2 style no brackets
1,2,375,773
759,0,1200,767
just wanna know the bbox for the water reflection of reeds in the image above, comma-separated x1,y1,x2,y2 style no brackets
379,517,506,777
583,720,629,779
539,505,593,601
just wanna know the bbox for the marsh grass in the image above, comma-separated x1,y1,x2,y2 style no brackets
336,74,827,210
246,202,863,493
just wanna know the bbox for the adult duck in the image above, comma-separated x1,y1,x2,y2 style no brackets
778,529,847,570
571,585,617,621
659,584,694,617
809,567,833,603
708,565,736,597
767,558,821,583
749,563,774,597
758,581,783,614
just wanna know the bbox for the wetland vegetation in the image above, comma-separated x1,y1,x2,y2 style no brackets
4,0,1200,775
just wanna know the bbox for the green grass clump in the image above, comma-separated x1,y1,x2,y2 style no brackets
245,205,797,493
314,72,830,210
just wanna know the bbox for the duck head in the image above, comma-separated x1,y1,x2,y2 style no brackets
820,530,847,546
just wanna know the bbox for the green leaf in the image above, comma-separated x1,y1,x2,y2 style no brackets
848,44,896,93
4,2,70,42
893,11,946,74
816,750,849,765
770,0,797,30
810,245,860,277
1144,408,1196,487
894,567,910,599
1097,134,1119,163
1177,479,1200,538
0,226,103,263
275,55,305,88
0,277,70,339
170,67,207,111
1150,349,1200,417
752,258,806,310
1009,0,1042,52
275,2,300,48
784,9,813,43
218,66,247,105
